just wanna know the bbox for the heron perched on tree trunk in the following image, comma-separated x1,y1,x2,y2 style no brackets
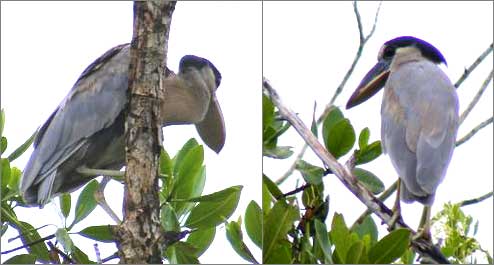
20,43,225,211
346,36,459,239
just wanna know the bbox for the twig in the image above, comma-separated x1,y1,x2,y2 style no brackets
350,180,398,230
1,234,55,255
459,69,493,125
264,78,450,264
454,43,493,89
455,116,493,147
277,183,311,199
47,241,76,264
326,1,381,116
458,191,493,207
94,243,102,263
101,252,119,263
276,2,382,184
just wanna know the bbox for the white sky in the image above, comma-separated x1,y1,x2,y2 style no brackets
1,1,492,264
1,2,261,264
264,1,493,262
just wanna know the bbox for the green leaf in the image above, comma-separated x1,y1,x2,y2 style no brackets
352,215,378,243
263,200,299,263
301,184,323,209
161,204,180,232
3,254,37,264
1,202,18,224
329,213,356,263
263,93,275,132
78,225,115,243
159,148,173,178
13,221,50,262
2,158,11,194
166,241,199,264
70,180,98,228
324,118,356,159
314,219,333,264
226,221,258,263
302,232,318,263
400,248,416,264
245,200,262,248
0,109,5,139
358,238,371,264
7,131,37,162
353,168,384,194
346,241,364,264
171,146,205,217
184,186,242,229
1,136,7,155
441,245,455,257
262,175,283,199
175,146,203,183
263,126,277,148
295,160,324,185
173,138,199,176
55,228,73,253
358,127,370,149
186,227,216,257
264,240,292,264
368,228,411,264
263,146,293,159
8,167,21,193
262,182,271,215
356,140,382,165
72,246,96,264
59,193,71,219
322,107,345,142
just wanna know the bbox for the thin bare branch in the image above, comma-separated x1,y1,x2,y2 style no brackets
276,2,382,184
94,243,102,264
456,116,493,147
364,2,381,43
459,69,493,125
354,1,365,44
458,191,493,207
264,78,450,264
455,43,493,89
1,234,55,255
327,1,382,109
351,180,398,230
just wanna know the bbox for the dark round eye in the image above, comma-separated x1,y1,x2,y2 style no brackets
383,46,395,58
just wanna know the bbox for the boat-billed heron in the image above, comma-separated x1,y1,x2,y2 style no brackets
20,43,225,207
346,36,459,238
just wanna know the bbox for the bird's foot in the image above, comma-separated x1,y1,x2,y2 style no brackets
412,227,432,242
386,209,403,231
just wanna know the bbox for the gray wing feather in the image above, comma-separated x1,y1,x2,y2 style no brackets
20,44,131,200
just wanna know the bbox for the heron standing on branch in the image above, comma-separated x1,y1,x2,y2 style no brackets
20,44,225,212
346,36,459,239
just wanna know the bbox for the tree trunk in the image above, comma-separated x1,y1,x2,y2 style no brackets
116,1,176,263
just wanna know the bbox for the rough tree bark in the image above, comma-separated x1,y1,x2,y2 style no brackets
116,1,176,263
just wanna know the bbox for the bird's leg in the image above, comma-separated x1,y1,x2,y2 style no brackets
387,179,403,230
94,176,121,224
413,206,432,241
76,166,124,182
